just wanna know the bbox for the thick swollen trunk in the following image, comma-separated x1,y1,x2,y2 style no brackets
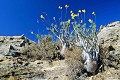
82,49,98,73
75,41,99,73
82,50,90,60
60,43,66,55
84,58,98,73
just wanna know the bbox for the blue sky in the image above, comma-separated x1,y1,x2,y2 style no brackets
0,0,120,41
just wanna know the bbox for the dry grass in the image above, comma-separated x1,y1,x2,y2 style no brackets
20,41,60,61
63,46,84,79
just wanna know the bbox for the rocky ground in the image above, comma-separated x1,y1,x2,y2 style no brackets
0,21,120,80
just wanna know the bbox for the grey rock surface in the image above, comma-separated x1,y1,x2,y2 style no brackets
0,35,34,57
98,21,120,69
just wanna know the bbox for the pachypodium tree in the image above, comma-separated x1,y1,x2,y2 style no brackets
40,5,74,55
40,5,100,73
47,21,75,55
72,10,100,73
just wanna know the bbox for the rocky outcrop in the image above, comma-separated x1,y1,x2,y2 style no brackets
0,35,31,57
0,58,69,80
98,21,120,69
0,35,83,80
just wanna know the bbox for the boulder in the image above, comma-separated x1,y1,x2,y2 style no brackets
0,35,36,58
98,21,120,69
0,45,10,55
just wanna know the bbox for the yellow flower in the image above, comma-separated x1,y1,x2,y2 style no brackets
82,9,86,13
88,19,93,23
58,6,62,9
92,12,95,14
71,13,78,19
71,13,73,16
92,12,96,15
65,5,69,9
67,19,70,24
78,10,81,13
70,10,73,13
40,15,45,19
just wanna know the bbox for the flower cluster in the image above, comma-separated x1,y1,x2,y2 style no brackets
40,5,96,25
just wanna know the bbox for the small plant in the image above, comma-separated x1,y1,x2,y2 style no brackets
31,32,53,49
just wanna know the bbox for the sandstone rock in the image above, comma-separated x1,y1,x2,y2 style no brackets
0,54,5,60
0,36,5,43
84,68,120,80
0,35,36,57
107,21,120,27
0,45,10,55
98,21,120,70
